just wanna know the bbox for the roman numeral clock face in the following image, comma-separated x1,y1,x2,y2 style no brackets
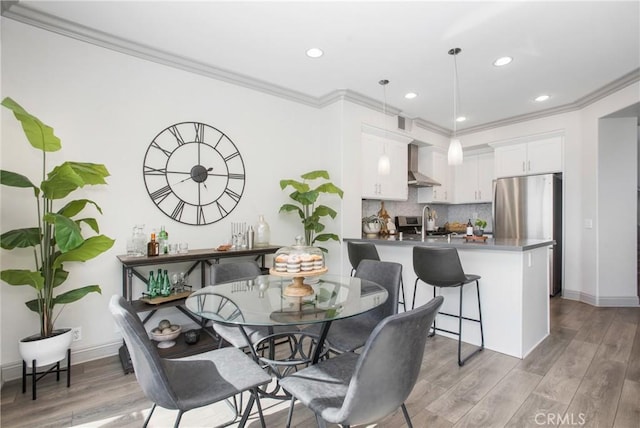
143,122,245,225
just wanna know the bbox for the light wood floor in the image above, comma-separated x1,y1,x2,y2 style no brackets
2,296,639,427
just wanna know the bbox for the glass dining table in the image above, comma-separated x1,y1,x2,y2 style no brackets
185,273,388,397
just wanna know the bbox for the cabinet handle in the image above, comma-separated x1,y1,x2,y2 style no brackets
528,160,531,171
522,161,526,172
474,190,478,200
478,190,481,200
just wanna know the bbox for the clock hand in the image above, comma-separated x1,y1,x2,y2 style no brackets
176,167,213,184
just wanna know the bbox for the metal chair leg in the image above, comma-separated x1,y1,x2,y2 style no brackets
428,286,437,337
401,403,413,428
173,410,184,428
285,396,296,428
399,277,407,311
458,280,484,366
411,278,419,310
143,403,156,428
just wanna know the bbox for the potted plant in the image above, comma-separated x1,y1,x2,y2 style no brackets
279,170,344,251
474,219,488,236
0,97,114,366
361,215,384,235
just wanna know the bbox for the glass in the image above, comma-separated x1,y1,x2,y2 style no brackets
178,242,189,254
273,236,324,273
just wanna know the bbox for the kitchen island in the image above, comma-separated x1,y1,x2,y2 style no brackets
345,235,555,358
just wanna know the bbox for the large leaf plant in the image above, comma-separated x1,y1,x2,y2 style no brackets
279,170,344,250
0,97,115,338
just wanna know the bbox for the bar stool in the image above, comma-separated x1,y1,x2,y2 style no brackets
412,246,484,366
347,241,406,311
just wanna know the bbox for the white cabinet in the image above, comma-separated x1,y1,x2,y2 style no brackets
417,147,453,203
493,136,563,178
361,133,408,201
454,153,494,203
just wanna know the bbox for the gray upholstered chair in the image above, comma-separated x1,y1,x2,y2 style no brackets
280,295,444,428
109,295,270,428
210,261,288,348
347,241,406,310
319,259,402,353
347,241,380,276
412,246,484,366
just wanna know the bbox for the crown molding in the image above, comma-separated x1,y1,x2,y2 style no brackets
3,2,638,137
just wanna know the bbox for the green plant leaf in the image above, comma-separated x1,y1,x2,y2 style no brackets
53,285,101,305
279,179,309,193
25,299,44,314
300,170,329,181
77,218,100,234
291,190,319,206
58,199,103,218
314,182,344,198
42,162,109,200
312,233,340,243
0,170,38,196
279,204,304,219
48,213,84,252
312,205,337,219
1,97,61,152
53,235,115,268
52,268,69,288
1,269,44,290
0,228,41,249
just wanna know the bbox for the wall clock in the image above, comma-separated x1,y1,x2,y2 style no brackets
143,121,245,225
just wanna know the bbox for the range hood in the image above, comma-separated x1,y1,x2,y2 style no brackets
408,144,441,187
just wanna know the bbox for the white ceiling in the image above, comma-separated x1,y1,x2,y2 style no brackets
3,1,640,135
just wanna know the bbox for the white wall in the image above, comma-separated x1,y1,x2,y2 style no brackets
0,19,342,375
598,117,638,302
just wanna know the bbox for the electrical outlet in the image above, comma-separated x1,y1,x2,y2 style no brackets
71,327,82,342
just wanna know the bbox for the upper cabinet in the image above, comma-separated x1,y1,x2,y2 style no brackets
361,133,408,201
454,152,494,203
417,147,453,203
493,136,563,178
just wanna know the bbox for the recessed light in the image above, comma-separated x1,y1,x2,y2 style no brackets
306,48,323,58
456,116,467,122
405,92,418,99
493,56,513,67
534,94,550,102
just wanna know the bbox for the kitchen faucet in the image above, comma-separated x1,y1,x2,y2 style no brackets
421,205,430,242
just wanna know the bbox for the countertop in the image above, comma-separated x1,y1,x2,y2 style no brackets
345,234,555,252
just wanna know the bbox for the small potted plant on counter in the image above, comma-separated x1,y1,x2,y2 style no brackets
474,219,488,236
361,215,384,236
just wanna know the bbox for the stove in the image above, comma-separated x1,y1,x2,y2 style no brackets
395,216,448,235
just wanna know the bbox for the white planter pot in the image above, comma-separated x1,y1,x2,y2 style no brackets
362,222,381,235
19,329,72,368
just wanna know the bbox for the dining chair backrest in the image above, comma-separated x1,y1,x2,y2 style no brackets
413,246,467,287
210,261,261,285
109,295,178,410
336,295,444,426
347,242,380,274
354,259,402,318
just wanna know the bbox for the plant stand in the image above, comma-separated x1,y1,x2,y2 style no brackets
22,348,71,400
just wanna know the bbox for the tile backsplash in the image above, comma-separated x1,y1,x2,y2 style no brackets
362,187,493,231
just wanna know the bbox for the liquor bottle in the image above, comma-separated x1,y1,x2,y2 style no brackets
466,219,473,236
147,233,159,256
158,225,169,254
148,271,157,297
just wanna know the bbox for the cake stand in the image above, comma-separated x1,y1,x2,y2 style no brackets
270,267,328,297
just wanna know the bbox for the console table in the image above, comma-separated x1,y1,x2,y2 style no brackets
115,245,280,373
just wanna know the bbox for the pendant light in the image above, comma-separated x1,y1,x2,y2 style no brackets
377,79,391,175
447,47,464,166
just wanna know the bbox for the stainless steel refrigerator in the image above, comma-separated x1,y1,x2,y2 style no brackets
493,173,562,296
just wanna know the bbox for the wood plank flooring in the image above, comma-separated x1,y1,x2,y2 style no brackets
1,296,639,427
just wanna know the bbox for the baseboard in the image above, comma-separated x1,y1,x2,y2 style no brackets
562,290,639,307
1,340,122,383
